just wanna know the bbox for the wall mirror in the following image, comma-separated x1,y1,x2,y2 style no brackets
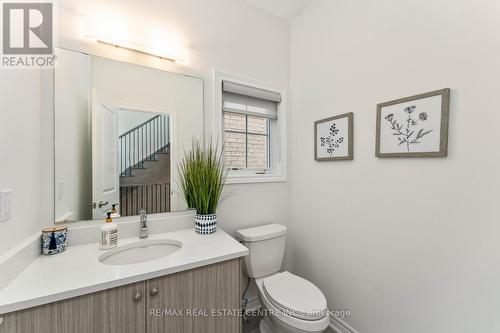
54,48,204,223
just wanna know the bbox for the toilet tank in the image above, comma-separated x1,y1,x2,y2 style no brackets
236,224,287,278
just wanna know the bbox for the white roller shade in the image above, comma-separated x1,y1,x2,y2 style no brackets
223,92,277,119
222,81,280,119
223,81,281,102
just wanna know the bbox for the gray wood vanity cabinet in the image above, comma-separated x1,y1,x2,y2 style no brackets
0,259,241,333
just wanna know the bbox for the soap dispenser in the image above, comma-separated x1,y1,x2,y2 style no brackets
109,204,121,219
100,212,118,250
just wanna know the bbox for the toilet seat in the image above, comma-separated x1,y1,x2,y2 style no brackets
262,272,328,321
255,272,331,333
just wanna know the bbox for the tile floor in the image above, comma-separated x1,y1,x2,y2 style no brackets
242,314,262,333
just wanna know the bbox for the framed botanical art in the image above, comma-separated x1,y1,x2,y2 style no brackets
314,112,353,161
376,88,450,158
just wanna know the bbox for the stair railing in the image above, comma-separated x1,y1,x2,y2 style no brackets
119,114,170,176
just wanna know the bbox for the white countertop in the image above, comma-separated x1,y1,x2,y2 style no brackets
0,228,248,315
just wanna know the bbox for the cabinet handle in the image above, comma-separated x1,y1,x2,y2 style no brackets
150,288,159,296
133,292,142,301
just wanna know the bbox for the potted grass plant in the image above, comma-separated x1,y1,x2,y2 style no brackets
178,138,229,234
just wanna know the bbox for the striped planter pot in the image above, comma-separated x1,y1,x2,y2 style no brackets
195,214,217,234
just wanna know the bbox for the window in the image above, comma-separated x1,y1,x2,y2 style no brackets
224,113,270,170
216,72,287,184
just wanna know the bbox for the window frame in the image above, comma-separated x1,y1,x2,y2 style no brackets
214,71,287,184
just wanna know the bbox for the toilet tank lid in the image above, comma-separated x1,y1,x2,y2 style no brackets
236,224,287,242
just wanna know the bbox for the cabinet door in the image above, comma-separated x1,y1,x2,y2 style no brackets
108,281,146,333
0,282,145,333
0,289,109,333
146,259,241,333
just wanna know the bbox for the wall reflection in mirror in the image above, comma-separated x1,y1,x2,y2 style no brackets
54,48,203,222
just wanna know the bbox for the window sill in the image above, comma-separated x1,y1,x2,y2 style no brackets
225,172,287,184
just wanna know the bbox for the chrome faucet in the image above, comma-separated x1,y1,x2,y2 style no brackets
139,209,148,239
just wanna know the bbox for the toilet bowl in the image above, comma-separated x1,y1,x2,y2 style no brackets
236,224,330,333
256,272,330,333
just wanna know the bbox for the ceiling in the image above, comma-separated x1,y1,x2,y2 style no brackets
244,0,312,19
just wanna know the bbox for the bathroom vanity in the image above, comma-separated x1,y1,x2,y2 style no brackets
0,228,248,333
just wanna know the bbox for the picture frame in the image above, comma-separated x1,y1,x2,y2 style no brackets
375,88,450,158
314,112,353,161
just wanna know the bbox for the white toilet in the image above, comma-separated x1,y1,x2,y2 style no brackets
236,224,330,333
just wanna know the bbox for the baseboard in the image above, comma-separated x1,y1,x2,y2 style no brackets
329,316,359,333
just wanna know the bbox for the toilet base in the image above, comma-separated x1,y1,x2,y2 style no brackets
260,316,276,333
260,315,320,333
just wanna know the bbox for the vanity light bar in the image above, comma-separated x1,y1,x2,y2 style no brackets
82,15,185,62
97,39,181,62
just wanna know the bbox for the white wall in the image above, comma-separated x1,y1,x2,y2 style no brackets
118,110,156,136
0,70,53,255
289,0,500,332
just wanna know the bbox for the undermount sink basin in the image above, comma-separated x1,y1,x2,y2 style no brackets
99,239,182,266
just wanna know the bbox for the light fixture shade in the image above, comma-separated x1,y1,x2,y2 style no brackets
82,15,185,62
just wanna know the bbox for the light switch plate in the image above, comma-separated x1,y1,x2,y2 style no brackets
0,189,13,222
